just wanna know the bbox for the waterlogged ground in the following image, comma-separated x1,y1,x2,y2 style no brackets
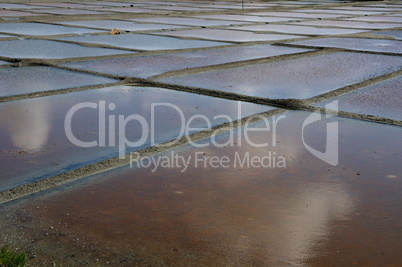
0,0,401,266
1,113,401,266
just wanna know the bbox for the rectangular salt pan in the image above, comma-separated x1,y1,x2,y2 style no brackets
62,44,311,78
0,66,117,97
246,11,343,19
0,34,14,38
154,29,301,42
332,6,402,12
78,2,135,7
0,23,104,36
194,14,300,23
56,20,185,31
130,17,251,26
0,39,131,59
31,9,111,15
370,30,402,40
30,3,102,8
290,37,402,54
231,24,366,35
0,10,40,17
292,9,387,15
314,76,402,121
57,34,230,50
92,7,157,13
0,3,48,9
291,20,401,29
344,16,402,23
150,6,215,11
158,52,402,99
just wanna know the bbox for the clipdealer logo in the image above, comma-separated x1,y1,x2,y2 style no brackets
64,100,339,170
302,100,338,166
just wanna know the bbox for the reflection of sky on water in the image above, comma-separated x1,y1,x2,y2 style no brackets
7,100,51,151
0,86,271,190
9,111,370,266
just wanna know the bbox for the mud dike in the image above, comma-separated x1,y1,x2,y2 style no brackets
0,0,401,265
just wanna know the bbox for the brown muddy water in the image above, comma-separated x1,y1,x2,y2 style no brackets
0,112,401,266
